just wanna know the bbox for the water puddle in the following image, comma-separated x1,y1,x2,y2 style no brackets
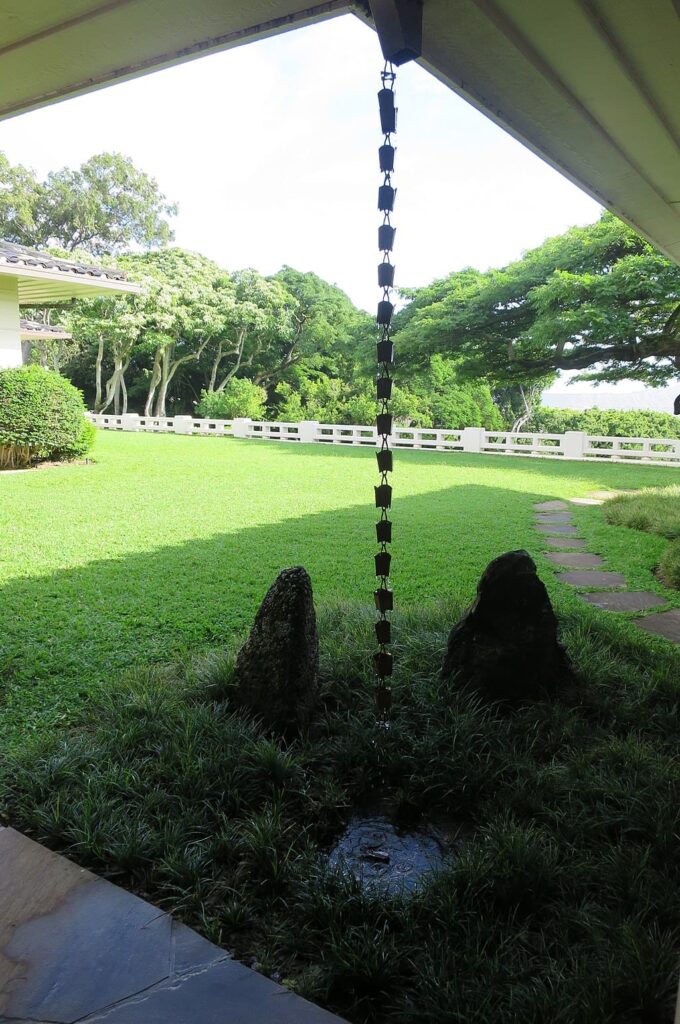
328,813,460,894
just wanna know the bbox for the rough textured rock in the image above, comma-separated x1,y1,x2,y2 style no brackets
233,567,319,733
441,550,571,701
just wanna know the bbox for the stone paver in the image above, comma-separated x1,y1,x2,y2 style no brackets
634,608,680,644
585,490,624,501
556,570,626,587
545,552,605,568
0,827,345,1024
535,524,581,536
580,591,667,613
534,513,573,523
569,497,605,506
533,501,569,511
544,537,588,549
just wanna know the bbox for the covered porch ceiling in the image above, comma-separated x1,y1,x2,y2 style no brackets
1,0,679,266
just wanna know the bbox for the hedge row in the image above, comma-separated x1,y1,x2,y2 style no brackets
530,407,680,439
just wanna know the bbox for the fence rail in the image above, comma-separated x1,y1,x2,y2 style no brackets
87,414,680,466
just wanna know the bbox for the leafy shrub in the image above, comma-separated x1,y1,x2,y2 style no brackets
0,365,94,469
530,406,680,439
196,379,267,420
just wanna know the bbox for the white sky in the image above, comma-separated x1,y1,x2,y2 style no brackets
4,11,663,401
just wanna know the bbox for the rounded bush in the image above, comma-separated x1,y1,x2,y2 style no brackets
0,365,95,469
196,379,267,420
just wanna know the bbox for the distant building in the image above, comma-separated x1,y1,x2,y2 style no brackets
0,241,138,369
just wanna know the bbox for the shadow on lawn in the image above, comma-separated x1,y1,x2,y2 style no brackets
255,439,680,491
0,478,671,741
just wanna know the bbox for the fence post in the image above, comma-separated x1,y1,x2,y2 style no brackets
297,420,320,444
562,431,586,460
120,414,140,432
461,426,484,453
232,418,252,438
173,415,193,435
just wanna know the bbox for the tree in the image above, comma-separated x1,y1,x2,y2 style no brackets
0,150,176,255
201,270,296,395
120,250,236,417
62,296,143,414
394,214,680,403
0,153,42,244
273,267,372,381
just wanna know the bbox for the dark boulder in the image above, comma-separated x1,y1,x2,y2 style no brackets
232,566,319,733
441,550,571,701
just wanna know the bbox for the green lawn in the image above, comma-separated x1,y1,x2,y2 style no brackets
1,429,678,749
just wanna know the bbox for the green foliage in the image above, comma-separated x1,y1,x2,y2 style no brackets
531,406,680,439
423,355,504,429
0,365,93,468
3,596,680,1023
196,379,267,419
394,212,680,389
605,487,680,589
0,150,176,255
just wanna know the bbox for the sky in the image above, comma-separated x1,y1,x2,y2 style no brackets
3,11,665,402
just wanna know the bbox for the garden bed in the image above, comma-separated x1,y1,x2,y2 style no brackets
2,601,679,1023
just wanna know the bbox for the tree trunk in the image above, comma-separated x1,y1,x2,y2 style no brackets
145,347,163,417
94,336,104,413
208,340,223,392
154,346,174,417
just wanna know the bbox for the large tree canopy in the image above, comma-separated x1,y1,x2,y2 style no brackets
394,213,680,391
0,151,176,255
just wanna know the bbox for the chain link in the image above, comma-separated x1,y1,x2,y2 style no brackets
373,62,397,721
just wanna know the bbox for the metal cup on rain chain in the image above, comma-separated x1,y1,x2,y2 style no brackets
376,519,392,544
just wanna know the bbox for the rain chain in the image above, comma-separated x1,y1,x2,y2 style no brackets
373,63,398,720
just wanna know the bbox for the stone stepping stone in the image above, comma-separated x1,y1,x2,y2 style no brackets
545,552,605,568
634,608,680,644
535,524,580,535
545,537,588,549
556,570,626,587
534,513,573,523
569,497,605,506
534,501,569,511
585,490,623,501
580,591,667,613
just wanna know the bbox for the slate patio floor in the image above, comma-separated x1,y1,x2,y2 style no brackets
0,827,345,1024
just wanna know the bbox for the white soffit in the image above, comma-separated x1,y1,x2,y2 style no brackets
0,0,679,265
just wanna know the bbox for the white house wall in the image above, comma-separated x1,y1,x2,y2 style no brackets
0,278,22,369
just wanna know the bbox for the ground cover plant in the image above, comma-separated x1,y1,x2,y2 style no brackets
0,430,678,751
1,431,680,1021
2,600,680,1023
604,486,680,589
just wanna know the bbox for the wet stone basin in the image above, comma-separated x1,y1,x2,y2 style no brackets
328,815,450,894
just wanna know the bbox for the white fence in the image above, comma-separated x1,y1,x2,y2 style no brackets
87,414,680,466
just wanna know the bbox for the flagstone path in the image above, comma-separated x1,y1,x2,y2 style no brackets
0,826,345,1024
532,495,679,644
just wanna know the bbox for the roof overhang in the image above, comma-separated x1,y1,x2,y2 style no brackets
0,263,140,305
1,1,679,266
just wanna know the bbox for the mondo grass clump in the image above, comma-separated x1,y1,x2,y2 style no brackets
605,486,680,589
2,600,680,1024
0,364,95,469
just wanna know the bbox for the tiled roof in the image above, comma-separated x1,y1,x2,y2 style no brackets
0,241,127,282
19,318,71,337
